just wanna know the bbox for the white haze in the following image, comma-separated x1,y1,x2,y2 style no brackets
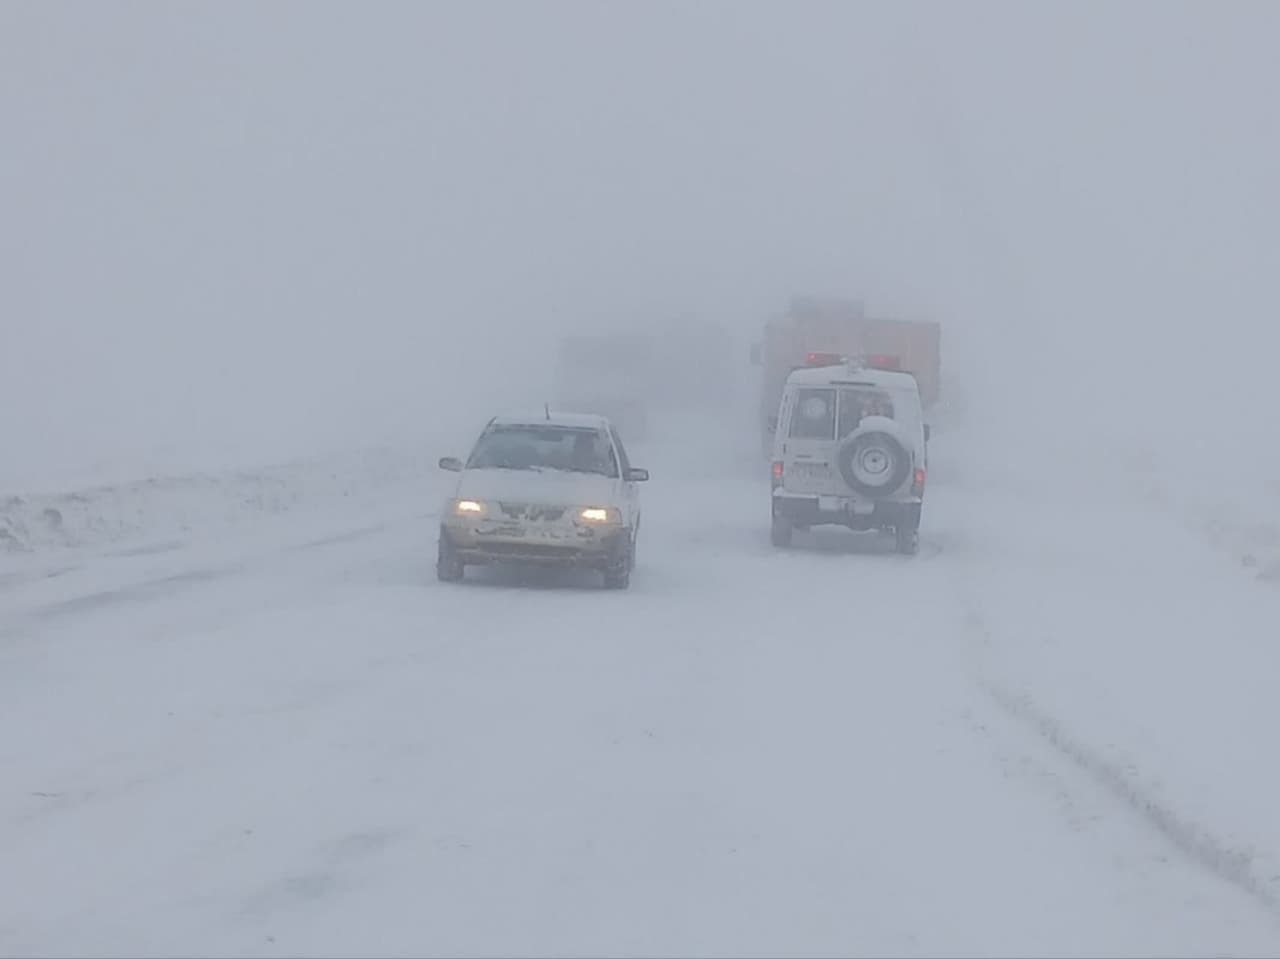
3,0,1278,492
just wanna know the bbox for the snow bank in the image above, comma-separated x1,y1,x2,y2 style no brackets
1131,430,1280,587
0,446,434,561
938,359,1280,589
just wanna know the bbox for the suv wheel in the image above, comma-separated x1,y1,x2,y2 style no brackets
894,505,921,555
437,532,465,582
770,515,794,548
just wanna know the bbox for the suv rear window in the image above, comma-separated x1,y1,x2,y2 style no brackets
838,388,895,439
789,388,836,439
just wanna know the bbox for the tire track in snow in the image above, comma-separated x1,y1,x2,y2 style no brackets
1,565,240,640
961,601,1280,918
0,520,401,643
980,678,1280,914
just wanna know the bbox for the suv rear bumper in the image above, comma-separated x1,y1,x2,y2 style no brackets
772,492,920,531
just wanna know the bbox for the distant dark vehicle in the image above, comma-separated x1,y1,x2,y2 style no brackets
552,319,738,442
553,334,654,442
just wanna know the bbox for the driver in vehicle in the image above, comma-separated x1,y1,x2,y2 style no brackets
570,431,616,476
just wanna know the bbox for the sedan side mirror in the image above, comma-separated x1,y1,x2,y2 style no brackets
625,468,650,482
439,456,463,472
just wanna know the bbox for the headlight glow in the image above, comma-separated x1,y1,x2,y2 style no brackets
578,507,617,524
454,499,485,515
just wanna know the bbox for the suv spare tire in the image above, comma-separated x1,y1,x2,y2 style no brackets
837,418,911,498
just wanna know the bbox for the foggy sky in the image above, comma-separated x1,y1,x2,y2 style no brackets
4,1,1278,490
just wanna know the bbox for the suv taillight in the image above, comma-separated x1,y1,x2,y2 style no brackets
911,467,926,496
772,460,784,488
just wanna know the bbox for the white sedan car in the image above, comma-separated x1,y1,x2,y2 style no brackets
436,412,649,589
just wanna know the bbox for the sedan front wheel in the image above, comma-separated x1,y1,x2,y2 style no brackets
603,532,635,590
437,532,465,582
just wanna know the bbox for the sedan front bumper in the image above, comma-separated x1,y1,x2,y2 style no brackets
441,520,627,569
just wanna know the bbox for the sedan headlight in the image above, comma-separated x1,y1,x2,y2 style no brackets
451,498,487,517
576,506,621,524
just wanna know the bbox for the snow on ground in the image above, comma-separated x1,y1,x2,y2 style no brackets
2,416,1279,956
0,446,432,560
933,452,1280,911
1052,412,1280,589
948,373,1280,589
1146,464,1280,587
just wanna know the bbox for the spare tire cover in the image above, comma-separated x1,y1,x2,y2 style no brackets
837,418,911,497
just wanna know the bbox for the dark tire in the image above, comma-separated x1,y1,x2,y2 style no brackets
770,514,794,548
895,505,921,555
837,430,910,498
603,532,635,589
437,532,464,582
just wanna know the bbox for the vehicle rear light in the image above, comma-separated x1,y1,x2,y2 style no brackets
867,354,902,370
772,460,784,487
911,467,926,496
805,351,843,367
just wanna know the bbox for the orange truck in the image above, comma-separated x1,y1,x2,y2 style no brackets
750,297,942,455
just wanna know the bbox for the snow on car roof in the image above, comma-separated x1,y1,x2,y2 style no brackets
489,411,613,430
785,362,920,392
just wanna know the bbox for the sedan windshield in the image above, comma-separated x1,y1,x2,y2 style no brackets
467,425,618,477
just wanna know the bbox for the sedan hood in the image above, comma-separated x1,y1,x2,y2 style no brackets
454,467,619,507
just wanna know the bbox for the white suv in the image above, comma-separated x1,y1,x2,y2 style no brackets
437,412,649,588
770,358,928,554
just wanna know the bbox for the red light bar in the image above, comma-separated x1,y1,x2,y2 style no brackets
805,352,843,367
866,354,902,370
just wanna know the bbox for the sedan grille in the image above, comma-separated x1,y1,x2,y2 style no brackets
498,502,566,522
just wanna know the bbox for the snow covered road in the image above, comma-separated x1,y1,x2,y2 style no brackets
2,441,1279,956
